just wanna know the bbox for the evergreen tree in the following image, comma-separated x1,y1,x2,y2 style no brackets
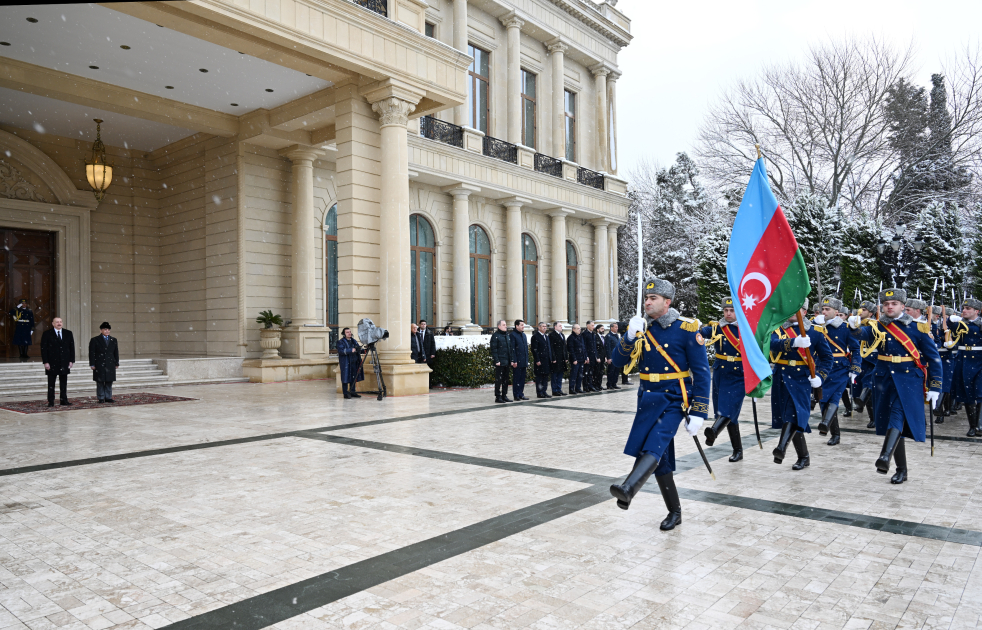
694,219,732,322
839,212,882,309
961,203,982,298
926,74,972,203
784,193,840,303
906,202,964,298
883,78,929,216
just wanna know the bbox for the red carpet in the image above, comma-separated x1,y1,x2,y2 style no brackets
0,392,196,414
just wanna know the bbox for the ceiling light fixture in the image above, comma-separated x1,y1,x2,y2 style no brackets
0,42,10,47
120,45,131,50
26,17,38,23
85,119,114,202
165,85,174,89
265,88,274,92
89,65,99,69
199,68,208,73
230,103,239,107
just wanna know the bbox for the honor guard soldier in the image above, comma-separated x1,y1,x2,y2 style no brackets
813,297,861,445
848,289,941,483
699,297,746,462
837,304,855,417
931,305,955,421
8,298,35,359
854,300,879,428
769,301,833,470
946,297,982,436
609,278,710,531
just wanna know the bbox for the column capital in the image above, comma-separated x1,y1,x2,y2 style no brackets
590,62,614,78
501,196,531,209
441,183,481,197
590,218,612,228
279,145,324,163
500,11,525,30
607,69,622,83
362,80,424,127
546,37,569,55
547,208,574,218
371,97,416,127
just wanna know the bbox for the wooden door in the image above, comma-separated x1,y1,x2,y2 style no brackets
0,229,56,359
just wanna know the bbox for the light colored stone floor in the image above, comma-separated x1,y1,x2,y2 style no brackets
0,380,980,629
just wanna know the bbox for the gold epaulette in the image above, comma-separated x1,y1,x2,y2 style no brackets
679,317,700,333
813,325,826,333
917,321,930,334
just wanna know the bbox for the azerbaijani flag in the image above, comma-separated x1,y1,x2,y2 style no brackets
726,158,811,397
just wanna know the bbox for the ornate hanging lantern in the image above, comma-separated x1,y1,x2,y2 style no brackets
84,118,113,201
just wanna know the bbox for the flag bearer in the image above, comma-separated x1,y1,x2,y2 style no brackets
931,305,954,421
769,301,833,470
854,300,880,428
848,288,941,483
609,278,711,531
947,297,982,436
700,297,746,462
813,297,861,445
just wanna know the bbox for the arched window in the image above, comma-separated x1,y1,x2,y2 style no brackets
410,214,436,325
469,225,492,328
522,234,538,324
566,241,578,324
324,204,338,350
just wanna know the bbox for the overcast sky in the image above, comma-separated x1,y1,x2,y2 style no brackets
615,0,982,179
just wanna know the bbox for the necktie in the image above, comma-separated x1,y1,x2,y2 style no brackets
104,335,109,345
57,330,61,340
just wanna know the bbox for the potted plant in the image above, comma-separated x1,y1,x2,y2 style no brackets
256,310,284,358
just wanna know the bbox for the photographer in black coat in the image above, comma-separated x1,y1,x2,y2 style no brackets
40,316,75,407
530,322,553,398
548,322,568,396
89,322,120,403
489,320,515,403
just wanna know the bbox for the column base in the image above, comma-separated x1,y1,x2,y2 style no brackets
460,324,484,336
243,357,338,383
280,326,334,359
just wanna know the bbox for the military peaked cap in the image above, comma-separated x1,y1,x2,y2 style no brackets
821,297,843,312
963,298,982,311
879,288,907,304
906,298,927,312
642,277,675,300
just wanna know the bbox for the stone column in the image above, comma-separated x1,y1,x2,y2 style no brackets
284,147,322,326
591,64,610,173
592,219,610,322
504,198,525,324
549,209,572,326
608,72,620,175
548,39,568,159
609,226,620,321
444,183,480,331
501,12,525,145
453,0,468,127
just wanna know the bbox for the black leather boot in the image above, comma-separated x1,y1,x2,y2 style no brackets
875,428,902,474
953,400,964,414
773,422,796,464
726,423,743,462
703,416,730,447
656,473,682,530
966,403,979,437
935,393,948,423
827,414,840,446
818,403,836,435
890,437,907,484
855,387,872,414
609,452,659,510
791,433,810,470
842,390,853,417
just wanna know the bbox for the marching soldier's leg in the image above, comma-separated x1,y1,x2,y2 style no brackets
613,455,640,510
842,389,853,417
609,452,659,509
827,411,841,446
791,432,810,470
866,389,876,429
726,423,743,462
655,473,682,530
965,403,979,437
773,421,796,464
856,387,872,414
818,402,836,435
703,415,730,447
890,437,907,484
875,428,902,474
936,393,948,423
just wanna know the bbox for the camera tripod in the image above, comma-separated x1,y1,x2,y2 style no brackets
357,342,387,400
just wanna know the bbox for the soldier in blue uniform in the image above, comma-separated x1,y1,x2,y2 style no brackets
853,300,879,428
699,297,746,462
769,301,833,470
945,297,982,436
848,288,941,483
7,299,35,359
609,278,710,531
836,303,855,418
931,305,955,421
813,297,862,446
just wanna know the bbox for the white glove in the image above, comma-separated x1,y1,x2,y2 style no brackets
809,376,822,388
813,314,826,325
685,415,703,436
847,315,861,328
627,316,645,340
926,391,940,408
849,373,857,384
793,336,812,348
945,340,956,348
950,315,963,323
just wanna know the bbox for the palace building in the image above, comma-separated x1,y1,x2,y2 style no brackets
0,0,631,394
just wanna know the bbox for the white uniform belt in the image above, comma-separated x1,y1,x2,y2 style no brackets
958,346,982,351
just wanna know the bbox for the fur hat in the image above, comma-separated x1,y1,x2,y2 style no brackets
721,296,734,310
821,297,843,312
642,277,675,300
906,298,927,313
879,288,907,304
860,300,877,313
963,298,982,311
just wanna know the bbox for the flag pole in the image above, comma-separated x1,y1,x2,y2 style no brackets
636,211,642,318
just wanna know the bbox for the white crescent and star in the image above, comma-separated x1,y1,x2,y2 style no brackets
740,272,772,310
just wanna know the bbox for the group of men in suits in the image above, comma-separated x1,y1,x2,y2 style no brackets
529,320,628,398
38,318,119,406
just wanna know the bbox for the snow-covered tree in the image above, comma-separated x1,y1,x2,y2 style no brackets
784,193,841,303
839,212,882,309
906,202,964,298
694,218,732,322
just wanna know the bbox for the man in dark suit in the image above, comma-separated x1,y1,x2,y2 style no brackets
530,321,552,398
618,320,630,385
509,320,530,401
582,321,598,392
548,321,569,396
89,322,120,403
604,322,622,389
417,319,437,386
410,323,424,363
40,316,75,407
594,324,608,390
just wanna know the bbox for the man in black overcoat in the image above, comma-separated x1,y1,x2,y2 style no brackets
89,322,120,403
593,324,608,390
548,321,569,396
418,320,437,387
509,320,530,401
40,316,75,407
582,322,598,392
604,323,622,390
530,321,552,398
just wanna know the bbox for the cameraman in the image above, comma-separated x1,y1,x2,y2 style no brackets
337,327,364,399
490,320,514,403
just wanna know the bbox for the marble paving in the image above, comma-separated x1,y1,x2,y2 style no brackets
0,379,980,629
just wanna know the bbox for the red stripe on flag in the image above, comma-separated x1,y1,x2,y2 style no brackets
739,207,799,330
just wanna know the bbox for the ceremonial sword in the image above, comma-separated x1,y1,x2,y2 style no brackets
928,278,938,456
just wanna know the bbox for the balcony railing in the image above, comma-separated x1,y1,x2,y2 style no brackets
577,167,605,190
482,136,518,164
534,153,563,178
420,116,464,148
352,0,387,17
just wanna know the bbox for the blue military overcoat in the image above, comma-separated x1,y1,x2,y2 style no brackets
933,320,954,394
610,309,711,476
950,316,982,403
852,314,941,441
769,321,833,432
699,320,746,422
8,307,34,346
817,319,862,405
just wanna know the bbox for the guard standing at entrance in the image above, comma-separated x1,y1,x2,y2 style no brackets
8,298,35,359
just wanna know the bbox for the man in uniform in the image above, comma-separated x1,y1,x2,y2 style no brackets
769,301,833,470
854,300,879,428
946,297,982,436
8,298,35,359
848,289,941,482
609,278,710,531
700,297,746,462
813,297,861,446
837,304,855,417
931,305,954,421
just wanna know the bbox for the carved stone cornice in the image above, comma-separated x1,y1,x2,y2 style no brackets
0,160,48,203
546,38,569,55
500,12,526,30
542,0,631,49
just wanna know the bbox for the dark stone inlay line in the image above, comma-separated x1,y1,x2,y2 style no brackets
0,388,630,478
160,484,611,630
838,427,982,443
536,403,635,414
